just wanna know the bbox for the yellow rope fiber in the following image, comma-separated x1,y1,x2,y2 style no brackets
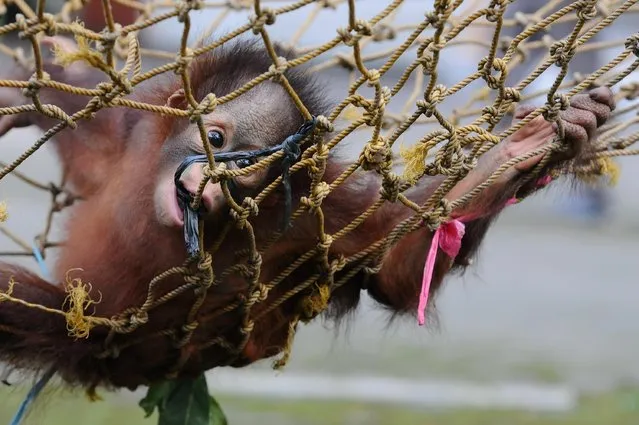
0,201,7,222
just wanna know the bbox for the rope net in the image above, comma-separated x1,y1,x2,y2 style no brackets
0,0,638,379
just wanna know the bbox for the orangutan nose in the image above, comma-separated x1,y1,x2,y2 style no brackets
178,163,221,213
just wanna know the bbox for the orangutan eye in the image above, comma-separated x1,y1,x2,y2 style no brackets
207,130,225,148
236,158,256,168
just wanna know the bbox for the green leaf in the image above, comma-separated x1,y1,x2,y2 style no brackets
139,381,173,418
158,375,211,425
139,374,227,425
209,395,228,425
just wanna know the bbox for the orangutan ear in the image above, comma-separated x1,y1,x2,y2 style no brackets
166,88,187,109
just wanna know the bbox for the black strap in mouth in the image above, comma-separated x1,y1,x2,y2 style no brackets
174,117,317,258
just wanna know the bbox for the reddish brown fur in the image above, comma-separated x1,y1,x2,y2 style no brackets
0,38,611,391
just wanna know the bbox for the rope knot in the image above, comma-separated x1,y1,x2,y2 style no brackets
41,13,57,36
17,13,56,37
461,156,478,172
268,56,288,82
177,0,202,22
423,199,452,231
256,283,268,301
372,23,396,41
203,162,227,184
299,285,330,321
192,259,214,293
330,255,347,273
481,106,500,126
380,172,401,202
98,24,122,51
15,13,28,37
22,74,46,99
338,19,372,46
181,321,198,334
196,251,213,272
478,56,507,89
129,311,148,326
424,11,442,27
484,3,503,23
360,136,390,172
620,82,639,100
550,40,575,67
418,84,446,117
301,181,330,211
246,282,268,304
503,87,521,102
175,48,194,74
366,69,381,86
354,19,373,37
337,27,355,46
241,319,255,335
308,146,328,175
227,0,251,10
95,81,112,97
250,8,276,34
242,197,259,216
625,34,639,57
422,211,442,231
189,93,218,122
318,235,333,252
314,115,334,133
247,252,262,270
419,54,434,74
576,2,597,21
113,72,133,95
543,93,570,121
230,197,259,229
362,264,382,275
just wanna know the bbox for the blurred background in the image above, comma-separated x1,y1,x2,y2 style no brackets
1,0,639,424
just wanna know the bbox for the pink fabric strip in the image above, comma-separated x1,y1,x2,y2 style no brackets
417,219,465,326
418,174,555,325
417,228,441,326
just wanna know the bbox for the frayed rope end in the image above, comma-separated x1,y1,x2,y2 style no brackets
0,201,8,222
52,35,104,69
576,157,620,187
62,269,102,339
400,143,430,184
0,270,103,340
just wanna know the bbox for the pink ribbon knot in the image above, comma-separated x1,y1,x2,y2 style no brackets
417,219,465,326
416,175,554,326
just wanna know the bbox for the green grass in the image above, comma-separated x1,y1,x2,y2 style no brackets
1,385,639,425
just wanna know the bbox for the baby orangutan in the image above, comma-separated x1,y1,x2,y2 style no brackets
0,36,615,391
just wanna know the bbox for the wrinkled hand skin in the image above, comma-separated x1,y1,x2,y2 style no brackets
444,87,616,217
507,87,615,172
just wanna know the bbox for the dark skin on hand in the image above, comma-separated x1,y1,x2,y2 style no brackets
0,36,615,391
